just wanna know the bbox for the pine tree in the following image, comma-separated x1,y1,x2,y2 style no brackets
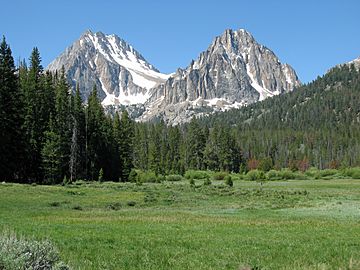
41,116,62,184
148,124,161,175
185,117,206,170
69,84,86,181
21,47,46,181
54,67,71,179
167,125,182,174
112,112,122,181
0,36,24,181
133,123,149,171
85,85,108,180
119,110,134,181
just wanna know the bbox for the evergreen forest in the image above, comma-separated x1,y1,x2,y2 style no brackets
1,37,360,184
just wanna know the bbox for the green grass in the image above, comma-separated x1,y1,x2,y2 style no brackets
1,179,360,269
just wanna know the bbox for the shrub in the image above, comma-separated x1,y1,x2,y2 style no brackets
305,168,341,179
212,171,229,180
246,170,265,181
138,171,158,183
266,170,280,180
279,168,297,180
318,169,339,178
185,170,210,180
166,174,183,182
232,173,245,180
62,175,69,186
128,169,138,183
72,205,82,211
127,201,136,207
203,178,212,186
98,168,104,182
49,201,61,207
0,231,70,269
343,167,360,179
157,175,166,183
189,178,195,187
305,167,319,178
107,202,122,210
224,175,233,187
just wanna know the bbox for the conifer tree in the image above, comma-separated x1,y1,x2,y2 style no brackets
133,123,149,171
54,67,71,178
0,36,24,181
119,110,134,181
185,117,206,170
148,124,162,175
69,84,86,181
112,112,122,181
21,47,45,181
85,85,108,180
41,116,62,184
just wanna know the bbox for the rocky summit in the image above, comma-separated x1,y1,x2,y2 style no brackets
140,29,301,124
47,29,301,124
47,30,170,105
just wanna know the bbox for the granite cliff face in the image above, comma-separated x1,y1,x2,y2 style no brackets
47,30,169,105
140,29,300,124
48,29,301,124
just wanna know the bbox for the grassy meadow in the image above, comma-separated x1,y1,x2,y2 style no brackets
1,177,360,269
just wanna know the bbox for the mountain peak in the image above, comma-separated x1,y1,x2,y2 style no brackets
140,28,301,124
47,28,301,124
47,30,170,105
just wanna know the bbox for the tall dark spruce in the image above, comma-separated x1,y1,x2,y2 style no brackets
0,37,24,181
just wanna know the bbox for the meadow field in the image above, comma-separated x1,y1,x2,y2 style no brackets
1,178,360,269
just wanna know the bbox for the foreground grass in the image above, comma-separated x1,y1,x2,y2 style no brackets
1,179,360,269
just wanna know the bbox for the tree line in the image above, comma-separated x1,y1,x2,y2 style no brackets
1,37,360,184
0,37,134,183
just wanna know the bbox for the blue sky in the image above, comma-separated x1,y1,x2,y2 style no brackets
1,0,359,83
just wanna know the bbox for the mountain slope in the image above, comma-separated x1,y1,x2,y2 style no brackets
191,62,360,168
203,60,360,130
140,29,300,124
347,56,360,70
47,30,169,105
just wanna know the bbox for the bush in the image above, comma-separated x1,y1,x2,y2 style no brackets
232,173,245,180
137,171,158,183
279,168,297,180
128,169,138,183
246,170,265,181
0,231,70,269
98,168,104,182
127,201,136,207
266,170,281,180
72,205,82,211
224,175,233,187
343,167,360,179
185,170,210,180
189,178,195,186
166,174,183,182
212,171,229,180
305,167,319,178
317,169,339,178
203,178,212,186
107,202,122,210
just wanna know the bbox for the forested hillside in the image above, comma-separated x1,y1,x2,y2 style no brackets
1,37,359,184
201,64,360,169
